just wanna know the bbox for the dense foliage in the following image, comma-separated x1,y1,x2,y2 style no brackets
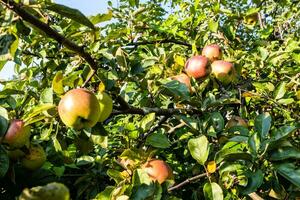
0,0,300,199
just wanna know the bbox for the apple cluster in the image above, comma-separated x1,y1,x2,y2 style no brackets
173,44,236,90
2,119,46,170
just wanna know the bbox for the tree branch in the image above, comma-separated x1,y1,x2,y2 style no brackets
111,107,203,116
1,0,98,86
168,172,208,192
127,39,192,47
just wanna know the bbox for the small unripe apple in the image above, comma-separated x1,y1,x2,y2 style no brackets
21,144,46,170
58,88,101,129
97,92,113,122
202,44,222,61
226,116,248,129
172,73,192,92
243,13,258,25
211,60,235,85
142,159,173,184
3,119,31,148
185,56,209,79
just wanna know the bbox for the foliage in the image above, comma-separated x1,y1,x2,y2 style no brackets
0,0,300,199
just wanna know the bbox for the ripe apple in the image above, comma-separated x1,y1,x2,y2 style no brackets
58,88,101,129
202,44,222,61
172,73,192,92
97,92,113,122
21,144,46,170
142,159,173,184
3,119,31,148
185,55,209,79
211,60,235,85
226,116,248,129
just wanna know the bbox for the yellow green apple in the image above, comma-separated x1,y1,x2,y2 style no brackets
97,92,113,122
58,88,100,129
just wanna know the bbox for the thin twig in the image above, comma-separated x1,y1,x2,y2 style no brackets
168,172,208,192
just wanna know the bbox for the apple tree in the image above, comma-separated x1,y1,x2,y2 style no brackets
0,0,300,199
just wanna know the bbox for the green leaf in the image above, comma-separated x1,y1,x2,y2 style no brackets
270,125,297,142
0,34,16,60
208,19,219,33
23,103,56,123
0,89,24,98
140,113,156,132
188,135,210,165
46,3,95,29
274,82,286,100
95,186,115,200
160,79,190,100
241,170,263,195
270,146,300,161
89,10,113,25
0,106,9,137
203,182,223,200
277,98,294,105
209,112,224,133
40,88,53,104
0,145,9,177
146,132,170,149
254,113,271,140
52,71,64,94
275,162,300,188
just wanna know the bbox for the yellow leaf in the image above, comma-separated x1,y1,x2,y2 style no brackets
207,161,217,173
52,71,64,94
98,82,105,93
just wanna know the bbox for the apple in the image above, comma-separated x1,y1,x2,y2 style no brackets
58,88,101,129
3,119,31,148
185,55,209,79
202,44,222,61
97,92,113,122
21,144,46,170
226,116,248,129
211,60,235,85
142,159,173,184
172,73,192,92
243,13,258,25
19,182,70,200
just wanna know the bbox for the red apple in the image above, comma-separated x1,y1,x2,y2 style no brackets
142,159,173,184
185,56,209,79
172,73,192,92
211,60,235,85
58,88,100,129
202,44,222,61
3,119,31,148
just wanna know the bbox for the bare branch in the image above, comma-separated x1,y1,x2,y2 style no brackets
168,172,208,192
